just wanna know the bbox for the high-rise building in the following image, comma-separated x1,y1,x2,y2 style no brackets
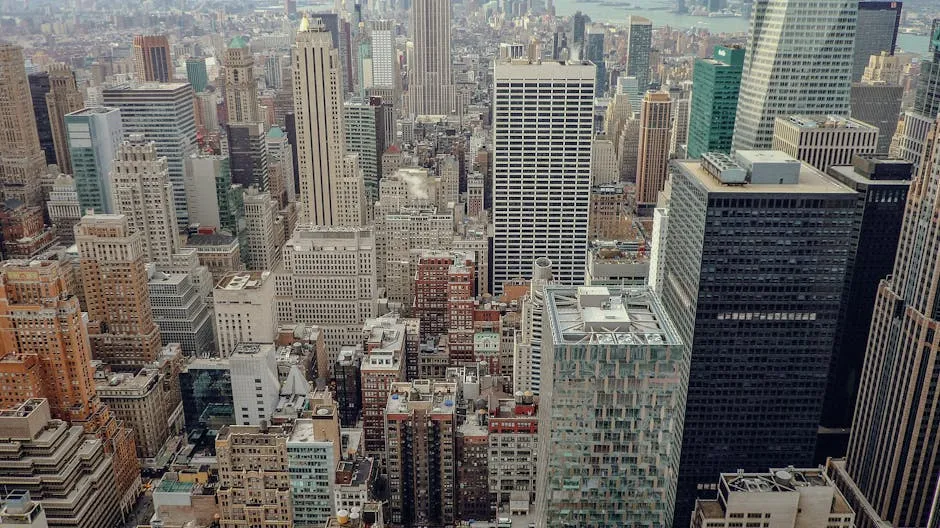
0,400,121,528
186,233,244,284
492,60,594,292
891,21,940,174
534,285,684,527
687,45,744,158
229,343,282,425
184,154,245,234
333,347,363,427
28,72,55,166
0,199,55,260
691,467,856,528
96,367,182,459
223,37,261,125
147,266,215,355
288,414,340,526
385,380,458,526
360,315,408,456
111,136,181,266
513,258,554,395
213,271,277,356
0,44,45,206
65,107,123,214
845,128,940,528
663,152,858,526
216,423,294,527
626,16,652,95
670,96,690,157
185,57,208,92
457,409,493,522
275,225,377,365
585,27,607,96
772,115,879,173
133,35,173,83
636,91,672,211
226,121,270,190
293,16,349,226
345,97,387,202
370,20,397,90
852,2,902,82
266,126,295,207
102,83,198,224
732,0,857,150
45,65,84,174
820,157,912,456
48,174,81,244
488,393,539,507
409,0,455,115
76,214,162,367
242,188,282,271
851,81,904,156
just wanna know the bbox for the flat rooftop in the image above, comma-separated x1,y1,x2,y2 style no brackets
386,381,458,416
545,286,680,347
216,271,270,290
67,107,118,117
187,233,238,247
675,157,856,195
780,114,877,130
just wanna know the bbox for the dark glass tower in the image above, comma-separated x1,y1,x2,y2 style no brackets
852,2,902,82
27,72,55,165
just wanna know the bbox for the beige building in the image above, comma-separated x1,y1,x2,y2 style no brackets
216,423,293,528
45,64,84,174
243,187,282,271
213,271,277,356
0,399,121,528
186,233,244,284
47,174,82,244
691,467,855,528
635,91,672,210
591,136,619,185
589,183,631,240
408,0,455,115
772,115,879,172
76,214,162,366
275,225,377,368
111,135,182,265
0,44,45,205
95,367,183,459
223,36,261,124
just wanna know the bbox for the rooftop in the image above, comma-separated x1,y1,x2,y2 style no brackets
187,233,238,247
678,152,856,195
216,271,271,290
779,114,878,130
545,286,680,346
66,106,118,117
386,380,458,417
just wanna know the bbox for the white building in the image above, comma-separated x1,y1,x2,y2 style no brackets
147,264,214,356
213,271,277,356
513,258,553,395
772,114,879,172
732,0,857,150
229,342,281,425
243,188,282,271
591,136,619,186
492,60,594,292
275,225,377,368
288,418,339,526
110,135,181,266
370,20,397,90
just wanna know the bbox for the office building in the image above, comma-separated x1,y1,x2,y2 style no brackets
96,367,182,459
534,285,683,527
513,258,554,395
216,423,293,527
772,115,879,172
293,16,349,226
147,266,214,355
242,188,282,271
586,238,650,286
670,96,690,156
186,232,244,284
44,65,84,174
370,20,397,90
409,0,455,115
65,107,123,214
213,271,277,356
0,491,47,528
691,467,855,528
492,60,594,292
591,136,619,186
892,22,940,173
28,71,54,166
345,97,387,201
820,157,912,455
0,400,120,528
184,154,245,234
275,226,377,366
333,347,363,427
845,129,940,528
457,411,492,522
585,27,607,96
223,37,260,124
732,0,857,150
133,35,173,83
229,343,281,426
289,392,342,526
179,357,235,431
185,57,208,92
852,2,902,82
111,136,181,265
412,251,475,338
102,82,197,224
47,175,81,244
226,122,270,191
0,44,45,206
385,380,458,526
267,126,294,207
488,393,538,507
360,315,409,456
851,80,903,155
663,152,858,525
76,214,162,366
687,45,744,158
636,91,673,210
626,16,652,95
0,199,55,260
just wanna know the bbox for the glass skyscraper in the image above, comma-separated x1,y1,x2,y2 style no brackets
686,45,744,159
64,107,123,214
852,2,902,82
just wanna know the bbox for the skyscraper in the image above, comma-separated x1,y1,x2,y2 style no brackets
892,22,940,173
492,60,594,292
636,91,673,211
225,122,269,190
732,0,857,150
110,136,181,266
409,0,455,115
76,214,162,367
687,45,745,158
845,129,940,528
534,285,684,527
662,152,858,526
851,58,904,155
344,97,386,201
370,20,397,90
65,107,123,214
626,16,652,95
223,37,260,124
185,57,208,93
852,2,902,82
44,65,84,174
0,44,45,206
102,83,198,225
216,424,294,527
133,35,173,83
772,115,879,173
585,27,607,96
293,16,348,226
28,72,54,166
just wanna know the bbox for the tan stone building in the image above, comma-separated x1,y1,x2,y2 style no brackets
216,423,293,527
96,366,183,459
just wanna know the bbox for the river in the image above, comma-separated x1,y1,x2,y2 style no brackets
552,0,931,56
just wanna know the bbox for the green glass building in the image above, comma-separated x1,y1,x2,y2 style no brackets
686,45,744,159
186,57,209,93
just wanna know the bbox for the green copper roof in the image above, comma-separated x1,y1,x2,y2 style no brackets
229,36,247,49
267,126,286,138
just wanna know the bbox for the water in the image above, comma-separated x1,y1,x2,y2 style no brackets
552,0,931,56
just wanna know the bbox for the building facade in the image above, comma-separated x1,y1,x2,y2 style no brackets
772,115,879,172
65,107,123,214
636,91,673,210
687,45,745,159
133,35,173,83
